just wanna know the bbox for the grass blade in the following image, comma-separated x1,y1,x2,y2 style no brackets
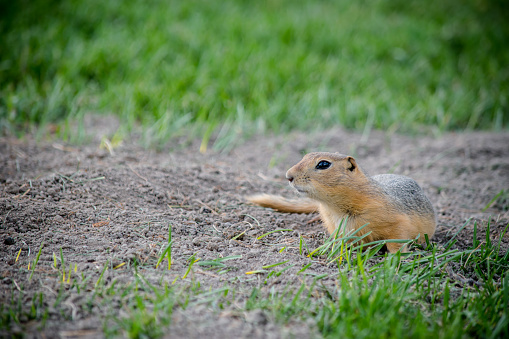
29,242,44,281
257,229,293,240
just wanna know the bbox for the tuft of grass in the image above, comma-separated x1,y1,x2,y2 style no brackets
198,255,242,269
156,223,173,270
1,0,508,147
462,220,509,292
181,253,199,280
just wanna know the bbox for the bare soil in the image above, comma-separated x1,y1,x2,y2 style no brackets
1,126,508,338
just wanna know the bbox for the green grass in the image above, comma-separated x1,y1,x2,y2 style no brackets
242,220,509,338
1,0,508,147
2,220,508,338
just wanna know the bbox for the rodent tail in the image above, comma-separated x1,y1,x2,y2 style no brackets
246,194,319,214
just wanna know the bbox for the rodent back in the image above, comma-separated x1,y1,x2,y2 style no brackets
371,174,435,218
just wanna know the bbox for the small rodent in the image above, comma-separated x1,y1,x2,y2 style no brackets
248,152,436,253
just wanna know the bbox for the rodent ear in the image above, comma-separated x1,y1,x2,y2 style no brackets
346,156,357,172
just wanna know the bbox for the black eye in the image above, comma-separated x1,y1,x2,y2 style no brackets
315,160,331,170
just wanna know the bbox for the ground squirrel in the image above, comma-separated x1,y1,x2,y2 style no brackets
248,152,437,253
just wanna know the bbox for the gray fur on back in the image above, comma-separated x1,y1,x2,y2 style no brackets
371,174,436,217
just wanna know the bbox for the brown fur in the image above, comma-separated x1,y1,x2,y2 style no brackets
247,152,437,253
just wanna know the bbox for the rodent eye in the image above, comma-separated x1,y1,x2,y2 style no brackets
315,160,331,170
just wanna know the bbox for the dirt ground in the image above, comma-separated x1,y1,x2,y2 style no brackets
1,123,508,338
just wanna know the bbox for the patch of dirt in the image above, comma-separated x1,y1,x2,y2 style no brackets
1,127,508,337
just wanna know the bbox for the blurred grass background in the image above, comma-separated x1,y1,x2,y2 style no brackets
0,0,508,147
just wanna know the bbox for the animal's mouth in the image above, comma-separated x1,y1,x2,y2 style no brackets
290,183,308,194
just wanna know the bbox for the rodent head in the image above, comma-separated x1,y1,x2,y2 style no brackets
286,152,366,202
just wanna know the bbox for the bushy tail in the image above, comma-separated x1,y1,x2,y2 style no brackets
246,194,319,214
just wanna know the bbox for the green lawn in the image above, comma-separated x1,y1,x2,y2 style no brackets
1,0,508,146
